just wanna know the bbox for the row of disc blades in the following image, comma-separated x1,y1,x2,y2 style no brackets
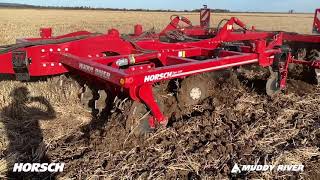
79,84,108,116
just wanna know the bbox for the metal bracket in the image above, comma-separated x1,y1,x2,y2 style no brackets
12,50,30,81
136,84,168,128
272,46,291,90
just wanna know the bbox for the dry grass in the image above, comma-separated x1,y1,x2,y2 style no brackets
0,78,90,177
0,9,315,45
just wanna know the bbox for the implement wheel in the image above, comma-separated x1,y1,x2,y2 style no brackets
177,74,213,107
266,72,281,96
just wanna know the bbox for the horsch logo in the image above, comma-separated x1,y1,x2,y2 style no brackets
13,163,65,173
144,71,181,83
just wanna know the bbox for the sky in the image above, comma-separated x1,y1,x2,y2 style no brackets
0,0,318,13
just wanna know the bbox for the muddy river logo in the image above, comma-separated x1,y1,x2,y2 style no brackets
231,163,304,174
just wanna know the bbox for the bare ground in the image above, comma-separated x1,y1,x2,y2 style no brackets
0,68,318,179
54,73,320,179
0,8,318,180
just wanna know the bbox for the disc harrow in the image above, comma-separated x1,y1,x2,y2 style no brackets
80,84,94,112
0,6,320,134
95,90,108,115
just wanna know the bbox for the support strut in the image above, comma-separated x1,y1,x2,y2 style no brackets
137,84,168,128
266,46,291,96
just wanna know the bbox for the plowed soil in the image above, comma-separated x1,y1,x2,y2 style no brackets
6,70,316,179
0,9,319,180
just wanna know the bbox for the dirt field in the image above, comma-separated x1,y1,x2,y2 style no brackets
0,9,319,179
0,9,315,45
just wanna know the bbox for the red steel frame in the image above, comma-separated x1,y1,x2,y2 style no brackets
1,7,320,127
313,9,320,34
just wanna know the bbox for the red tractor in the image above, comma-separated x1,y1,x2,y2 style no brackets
0,6,319,133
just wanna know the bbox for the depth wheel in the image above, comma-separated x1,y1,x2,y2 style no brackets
266,72,280,96
177,74,213,107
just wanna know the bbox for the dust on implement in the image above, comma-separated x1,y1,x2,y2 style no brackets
0,6,320,134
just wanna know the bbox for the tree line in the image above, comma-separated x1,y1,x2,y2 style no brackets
0,3,230,12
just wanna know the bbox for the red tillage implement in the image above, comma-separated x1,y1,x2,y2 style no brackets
1,6,320,133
